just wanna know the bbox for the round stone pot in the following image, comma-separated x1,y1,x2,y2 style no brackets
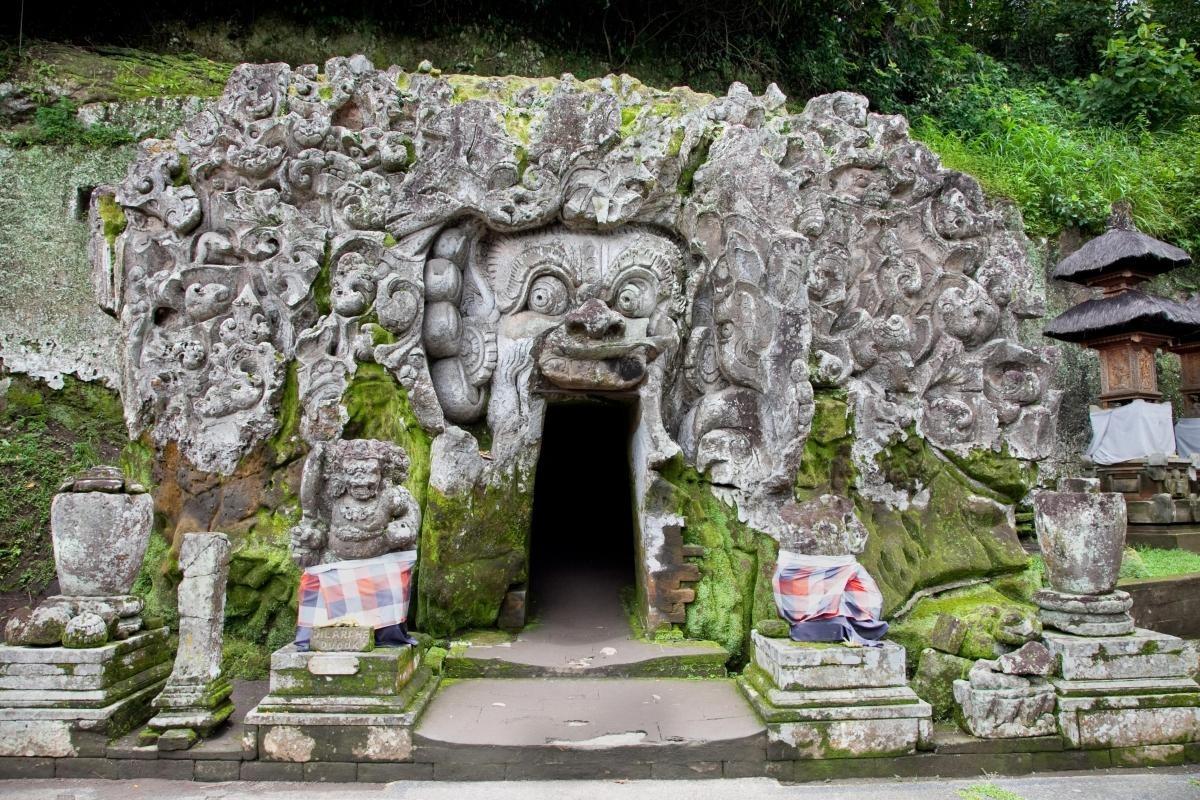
1032,489,1126,595
50,492,154,596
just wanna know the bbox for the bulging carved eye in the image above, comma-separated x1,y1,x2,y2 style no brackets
613,277,655,318
527,275,569,316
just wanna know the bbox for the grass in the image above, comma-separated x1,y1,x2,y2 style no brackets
913,101,1200,256
1122,547,1200,580
957,784,1027,800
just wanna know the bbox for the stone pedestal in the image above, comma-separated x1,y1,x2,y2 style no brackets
244,644,438,763
1035,588,1135,636
739,632,932,760
145,533,234,749
1045,628,1200,749
0,628,171,756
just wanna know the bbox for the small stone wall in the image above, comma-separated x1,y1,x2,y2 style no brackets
1124,573,1200,638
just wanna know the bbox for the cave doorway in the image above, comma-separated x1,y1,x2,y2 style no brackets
526,399,638,635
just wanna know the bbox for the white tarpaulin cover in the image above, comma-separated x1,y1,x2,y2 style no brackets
1176,418,1200,458
1086,399,1176,465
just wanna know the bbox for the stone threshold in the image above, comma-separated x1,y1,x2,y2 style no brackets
1,730,1196,782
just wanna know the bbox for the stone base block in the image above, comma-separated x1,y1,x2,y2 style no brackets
952,679,1056,738
0,678,165,757
0,628,171,756
750,632,906,691
740,670,931,760
246,657,438,762
1044,628,1192,681
1056,691,1200,749
264,644,418,698
0,628,170,701
1035,590,1134,636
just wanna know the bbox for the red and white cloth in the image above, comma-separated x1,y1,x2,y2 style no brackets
295,550,417,646
772,551,884,628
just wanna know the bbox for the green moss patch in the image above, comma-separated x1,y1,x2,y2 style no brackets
416,472,534,636
342,362,431,508
858,428,1031,616
0,374,129,596
658,457,772,664
889,584,1040,671
1122,547,1200,580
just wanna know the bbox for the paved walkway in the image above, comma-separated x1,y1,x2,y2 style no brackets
448,563,724,676
2,768,1198,798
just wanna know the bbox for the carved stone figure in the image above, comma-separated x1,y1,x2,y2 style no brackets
96,60,1061,634
290,439,421,568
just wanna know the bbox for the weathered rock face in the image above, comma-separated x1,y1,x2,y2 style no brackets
97,58,1058,632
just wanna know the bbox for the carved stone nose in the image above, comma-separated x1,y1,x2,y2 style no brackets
565,298,625,339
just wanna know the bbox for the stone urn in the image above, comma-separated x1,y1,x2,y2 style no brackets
1032,488,1126,595
51,466,153,596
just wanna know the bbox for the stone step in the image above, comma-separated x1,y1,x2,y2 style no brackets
413,677,765,768
1126,526,1200,552
444,629,729,679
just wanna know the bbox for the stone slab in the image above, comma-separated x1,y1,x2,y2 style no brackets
1045,628,1194,681
268,644,417,697
0,660,171,708
0,677,165,756
1124,573,1200,638
1039,610,1135,636
952,679,1057,738
738,674,931,759
750,632,906,690
1057,703,1200,749
414,677,764,764
248,664,437,724
0,627,167,665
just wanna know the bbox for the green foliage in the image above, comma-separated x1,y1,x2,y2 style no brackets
1081,9,1200,126
913,96,1199,253
0,375,129,596
1,98,134,148
957,784,1027,800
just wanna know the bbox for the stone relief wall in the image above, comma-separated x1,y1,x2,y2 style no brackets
91,57,1059,635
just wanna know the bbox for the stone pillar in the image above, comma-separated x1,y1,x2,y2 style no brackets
1032,481,1200,754
145,532,234,750
0,466,170,756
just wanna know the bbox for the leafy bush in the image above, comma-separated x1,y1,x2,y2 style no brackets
1081,10,1200,126
1,98,134,148
912,75,1199,254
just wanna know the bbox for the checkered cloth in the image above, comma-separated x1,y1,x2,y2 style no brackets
295,550,417,647
772,551,884,626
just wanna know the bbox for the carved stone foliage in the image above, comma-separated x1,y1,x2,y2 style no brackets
102,60,1057,568
290,438,421,568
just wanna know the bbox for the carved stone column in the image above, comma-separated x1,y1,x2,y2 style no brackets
145,532,234,750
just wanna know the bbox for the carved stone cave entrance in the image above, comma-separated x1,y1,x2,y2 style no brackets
526,398,638,637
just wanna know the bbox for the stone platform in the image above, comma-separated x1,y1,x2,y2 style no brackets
0,628,171,757
739,633,933,760
1045,628,1200,750
244,645,438,763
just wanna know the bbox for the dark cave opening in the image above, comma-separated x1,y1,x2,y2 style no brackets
527,399,638,624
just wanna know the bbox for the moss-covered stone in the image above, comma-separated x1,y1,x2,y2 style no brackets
944,445,1037,504
342,362,431,509
912,648,973,720
858,428,1031,616
658,457,768,663
416,471,534,636
888,584,1040,672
